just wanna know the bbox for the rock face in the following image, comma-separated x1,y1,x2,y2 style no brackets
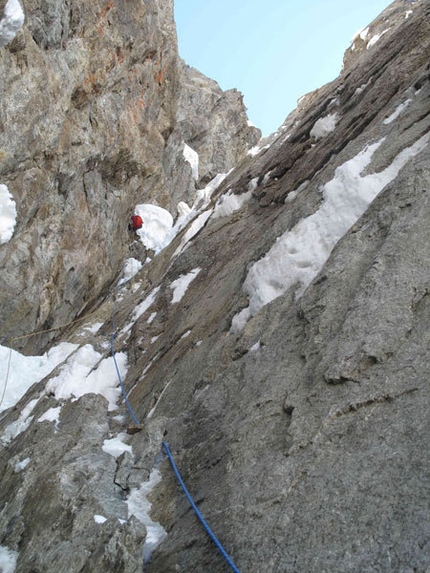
0,0,259,350
0,1,430,572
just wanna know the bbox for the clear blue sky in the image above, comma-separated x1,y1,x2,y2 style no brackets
174,0,393,136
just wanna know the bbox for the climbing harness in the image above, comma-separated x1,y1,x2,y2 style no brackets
162,441,241,573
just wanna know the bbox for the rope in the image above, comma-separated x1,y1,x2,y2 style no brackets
110,268,141,426
162,441,241,573
1,249,142,425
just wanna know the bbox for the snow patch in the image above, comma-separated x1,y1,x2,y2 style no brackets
0,0,25,48
0,342,77,413
102,432,133,458
82,322,103,334
183,143,199,180
172,210,212,258
351,26,369,49
170,268,201,303
127,468,167,562
231,134,429,331
247,145,263,157
0,545,18,573
135,204,174,253
147,312,157,324
0,184,17,244
94,515,107,524
383,99,412,125
355,77,372,96
45,344,127,411
367,29,389,49
213,189,252,219
310,113,338,140
14,457,30,473
131,287,161,324
120,258,143,284
1,398,39,445
37,406,61,428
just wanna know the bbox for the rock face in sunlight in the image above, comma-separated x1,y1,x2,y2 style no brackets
0,0,259,351
0,1,429,572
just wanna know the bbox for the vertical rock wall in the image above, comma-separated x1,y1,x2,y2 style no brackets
0,0,259,350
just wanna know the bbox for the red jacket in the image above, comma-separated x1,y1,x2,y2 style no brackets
130,215,143,231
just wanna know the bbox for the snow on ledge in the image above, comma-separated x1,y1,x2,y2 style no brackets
170,268,201,303
383,99,412,125
367,29,390,49
135,204,174,254
45,344,128,411
102,433,133,458
310,113,338,140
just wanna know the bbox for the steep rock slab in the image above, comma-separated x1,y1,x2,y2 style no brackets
0,1,429,572
0,0,258,350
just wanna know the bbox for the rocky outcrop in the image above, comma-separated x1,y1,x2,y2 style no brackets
0,0,429,572
0,0,258,350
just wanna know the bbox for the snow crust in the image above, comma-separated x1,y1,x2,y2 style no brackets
170,268,201,303
131,287,161,324
1,398,38,445
102,433,133,458
0,0,24,48
120,258,143,284
183,143,199,180
383,99,412,125
310,113,338,140
232,134,429,331
0,342,77,413
127,468,167,562
14,457,30,473
37,406,61,430
135,204,174,253
213,189,253,219
0,184,17,244
367,29,389,49
45,344,128,411
94,515,107,524
0,545,18,573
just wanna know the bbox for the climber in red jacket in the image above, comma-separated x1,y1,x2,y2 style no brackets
129,214,143,232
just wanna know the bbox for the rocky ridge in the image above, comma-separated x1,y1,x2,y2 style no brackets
0,1,429,572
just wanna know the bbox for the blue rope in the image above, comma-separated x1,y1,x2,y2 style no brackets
111,272,140,426
162,441,241,573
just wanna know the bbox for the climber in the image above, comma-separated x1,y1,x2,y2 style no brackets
129,214,143,233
